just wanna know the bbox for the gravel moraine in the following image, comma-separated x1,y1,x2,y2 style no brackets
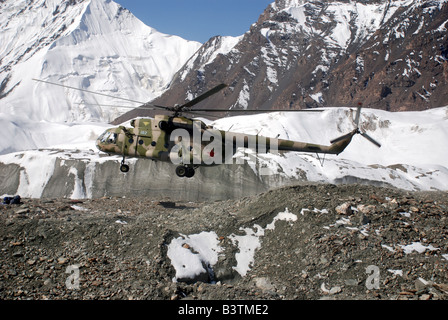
1,183,447,301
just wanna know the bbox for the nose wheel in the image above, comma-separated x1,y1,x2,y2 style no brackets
120,164,130,173
120,158,130,173
176,165,195,178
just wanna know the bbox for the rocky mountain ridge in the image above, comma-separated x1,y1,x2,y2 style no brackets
116,0,448,123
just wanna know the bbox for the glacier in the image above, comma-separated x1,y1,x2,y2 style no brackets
1,107,447,200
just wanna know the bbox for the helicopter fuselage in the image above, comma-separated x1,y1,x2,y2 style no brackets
96,114,359,177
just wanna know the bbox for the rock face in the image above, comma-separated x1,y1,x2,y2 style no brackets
115,0,448,124
325,0,448,111
0,149,292,201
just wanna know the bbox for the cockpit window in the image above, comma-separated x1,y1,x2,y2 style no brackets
108,133,118,144
99,132,118,144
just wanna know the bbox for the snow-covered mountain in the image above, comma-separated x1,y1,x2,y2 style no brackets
0,0,201,124
127,0,448,123
0,0,447,200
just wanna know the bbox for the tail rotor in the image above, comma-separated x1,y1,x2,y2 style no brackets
330,104,381,148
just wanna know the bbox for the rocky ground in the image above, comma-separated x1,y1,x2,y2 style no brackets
1,183,447,301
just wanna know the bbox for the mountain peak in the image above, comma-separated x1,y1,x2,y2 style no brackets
0,0,201,123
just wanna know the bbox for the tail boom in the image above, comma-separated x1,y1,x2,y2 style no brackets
277,128,358,156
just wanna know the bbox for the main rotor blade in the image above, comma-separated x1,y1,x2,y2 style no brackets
188,108,324,113
75,102,160,111
182,110,222,119
33,78,146,105
34,78,176,112
361,132,382,148
180,84,227,109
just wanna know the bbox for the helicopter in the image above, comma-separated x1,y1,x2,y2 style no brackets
33,79,381,178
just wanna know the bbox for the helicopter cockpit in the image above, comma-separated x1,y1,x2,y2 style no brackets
97,130,118,146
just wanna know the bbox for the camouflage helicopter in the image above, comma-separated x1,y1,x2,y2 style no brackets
34,79,381,178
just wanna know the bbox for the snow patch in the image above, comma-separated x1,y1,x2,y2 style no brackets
310,92,324,104
232,79,250,110
167,231,223,282
388,269,403,277
229,208,297,276
399,242,439,254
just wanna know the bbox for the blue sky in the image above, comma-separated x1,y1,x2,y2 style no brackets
115,0,274,43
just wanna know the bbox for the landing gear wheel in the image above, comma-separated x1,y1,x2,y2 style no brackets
120,163,130,173
120,156,130,173
176,166,195,178
185,167,195,178
176,165,187,177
